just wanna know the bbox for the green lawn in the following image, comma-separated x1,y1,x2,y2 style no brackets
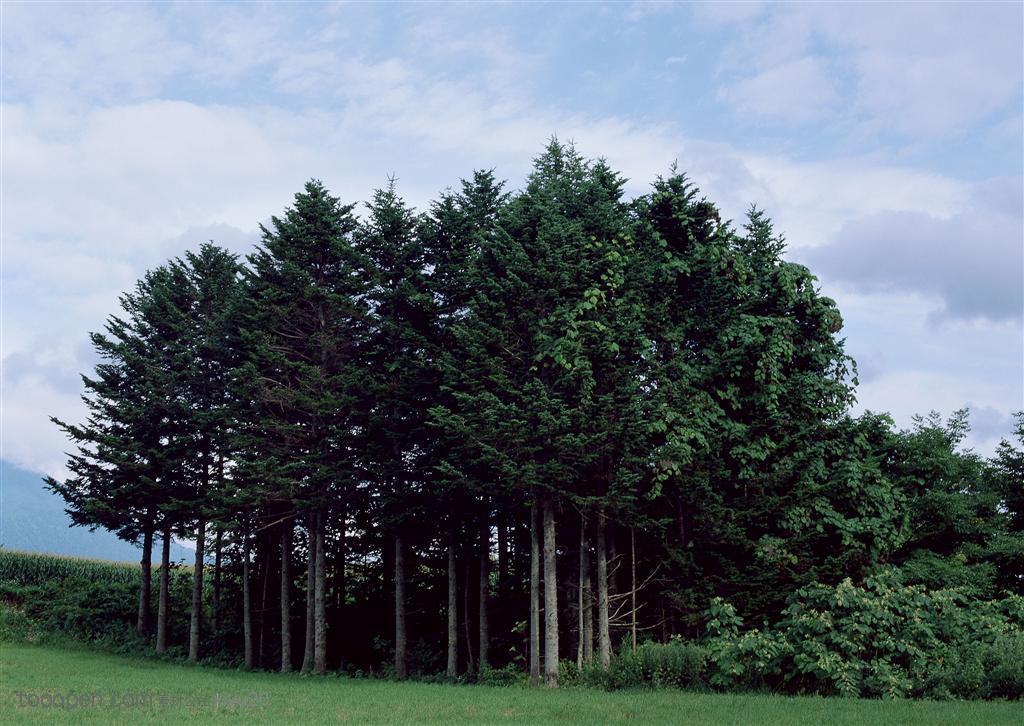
0,642,1019,725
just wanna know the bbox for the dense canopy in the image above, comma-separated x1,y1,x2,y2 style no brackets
48,142,1023,691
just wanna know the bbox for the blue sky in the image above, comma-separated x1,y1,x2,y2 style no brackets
2,1,1022,475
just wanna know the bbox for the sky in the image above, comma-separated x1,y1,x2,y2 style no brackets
2,1,1022,477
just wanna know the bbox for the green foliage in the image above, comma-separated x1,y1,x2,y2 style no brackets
41,144,1023,694
0,550,193,651
0,602,42,643
561,641,708,691
23,578,137,639
619,639,707,689
705,573,1024,699
886,409,1021,599
476,664,525,687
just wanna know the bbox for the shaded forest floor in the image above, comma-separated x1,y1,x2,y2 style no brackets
1,642,1020,725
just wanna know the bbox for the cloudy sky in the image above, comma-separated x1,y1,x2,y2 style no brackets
3,1,1022,476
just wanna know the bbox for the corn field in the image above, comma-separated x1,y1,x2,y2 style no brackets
0,549,139,587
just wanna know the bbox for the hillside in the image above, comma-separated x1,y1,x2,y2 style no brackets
0,460,192,564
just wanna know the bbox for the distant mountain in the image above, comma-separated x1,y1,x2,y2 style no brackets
0,460,193,564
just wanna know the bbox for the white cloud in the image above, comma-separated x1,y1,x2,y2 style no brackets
623,1,679,23
709,2,1022,137
857,371,1020,454
2,1,1019,474
716,57,840,123
692,1,768,25
821,285,1022,455
1,374,84,478
675,143,970,249
802,177,1023,321
4,101,325,249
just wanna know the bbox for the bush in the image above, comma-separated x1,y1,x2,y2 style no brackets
920,631,1024,700
0,550,196,655
985,632,1024,699
0,601,44,643
577,640,708,690
477,664,524,687
704,572,1024,700
23,577,137,639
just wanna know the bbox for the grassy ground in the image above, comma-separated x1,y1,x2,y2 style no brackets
1,642,1020,725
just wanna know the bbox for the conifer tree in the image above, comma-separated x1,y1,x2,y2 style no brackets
357,180,435,679
434,141,645,684
240,179,372,674
162,244,244,662
50,263,197,650
423,170,510,676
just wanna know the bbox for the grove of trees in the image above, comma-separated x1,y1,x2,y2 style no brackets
47,142,1023,687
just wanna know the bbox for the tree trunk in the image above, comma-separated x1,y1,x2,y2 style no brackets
314,510,327,674
213,455,225,634
302,514,317,673
394,532,407,679
243,537,253,670
156,524,171,654
463,554,475,673
596,511,610,669
577,513,590,667
335,505,347,671
280,519,292,673
257,535,270,667
211,527,222,633
542,496,559,688
478,512,489,671
608,521,618,596
529,499,540,688
583,556,593,666
188,519,206,661
447,524,458,678
676,495,686,547
631,527,637,653
497,521,508,588
137,526,153,635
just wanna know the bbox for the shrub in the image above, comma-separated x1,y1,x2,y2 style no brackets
704,572,1024,699
477,664,524,687
0,601,44,643
920,631,1024,700
0,550,196,653
591,639,708,690
23,577,137,639
985,632,1024,699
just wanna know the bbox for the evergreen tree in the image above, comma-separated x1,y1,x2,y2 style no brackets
44,144,1021,684
423,170,511,675
357,180,436,679
240,179,373,674
49,263,198,650
159,244,245,662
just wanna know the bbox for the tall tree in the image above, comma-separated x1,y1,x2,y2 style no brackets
423,171,511,677
157,244,245,663
241,179,373,673
50,262,197,652
357,180,435,679
433,142,647,684
633,177,856,624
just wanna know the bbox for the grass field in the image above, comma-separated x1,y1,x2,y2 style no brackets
1,643,1021,725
